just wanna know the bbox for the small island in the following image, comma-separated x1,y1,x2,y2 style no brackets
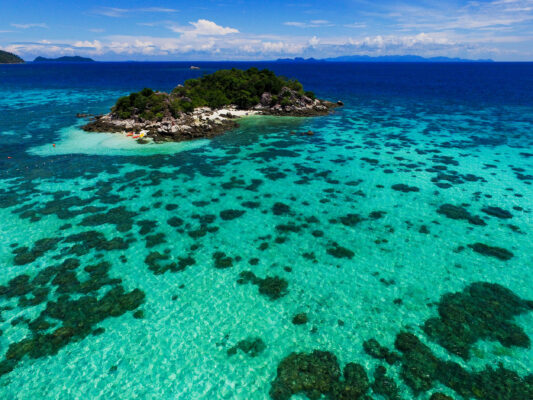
34,56,95,63
82,68,341,142
0,50,24,64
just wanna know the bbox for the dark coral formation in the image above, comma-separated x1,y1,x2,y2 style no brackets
363,338,400,365
430,394,454,400
468,243,514,261
270,351,369,400
326,242,355,259
481,206,513,219
391,184,420,193
213,251,234,269
80,206,138,232
227,337,266,357
423,282,533,359
220,209,246,220
0,259,145,377
371,366,402,400
12,238,61,265
339,213,364,227
437,204,486,226
394,332,533,400
237,271,288,300
292,313,308,325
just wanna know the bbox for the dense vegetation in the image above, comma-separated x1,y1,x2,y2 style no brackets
0,50,24,64
111,68,316,120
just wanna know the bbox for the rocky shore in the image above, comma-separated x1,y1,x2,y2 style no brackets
82,88,340,143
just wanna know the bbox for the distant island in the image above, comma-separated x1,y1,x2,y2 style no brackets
82,67,340,142
277,55,494,63
0,50,24,64
33,56,95,63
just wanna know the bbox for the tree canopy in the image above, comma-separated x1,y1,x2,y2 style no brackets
111,68,315,120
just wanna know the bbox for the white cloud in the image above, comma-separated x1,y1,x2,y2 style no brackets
189,19,239,35
169,19,239,36
11,23,48,29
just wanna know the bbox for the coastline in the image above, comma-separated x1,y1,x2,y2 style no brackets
82,99,340,143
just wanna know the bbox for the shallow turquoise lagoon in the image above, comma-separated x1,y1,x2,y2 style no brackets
0,62,532,399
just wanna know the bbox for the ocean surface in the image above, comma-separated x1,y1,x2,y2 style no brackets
0,62,532,399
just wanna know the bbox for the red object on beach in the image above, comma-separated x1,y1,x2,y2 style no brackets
133,135,139,139
127,132,134,136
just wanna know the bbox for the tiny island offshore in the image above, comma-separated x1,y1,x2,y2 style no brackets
82,67,342,142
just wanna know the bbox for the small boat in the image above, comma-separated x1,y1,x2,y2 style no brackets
190,66,200,70
126,132,134,137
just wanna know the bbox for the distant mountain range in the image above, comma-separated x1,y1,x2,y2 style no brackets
276,55,494,63
33,56,95,63
0,50,24,64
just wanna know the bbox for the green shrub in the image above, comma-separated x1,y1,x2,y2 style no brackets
281,98,292,107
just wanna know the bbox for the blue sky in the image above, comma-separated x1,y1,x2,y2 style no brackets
1,0,532,61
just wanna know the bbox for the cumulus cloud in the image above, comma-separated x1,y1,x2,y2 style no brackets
170,19,239,36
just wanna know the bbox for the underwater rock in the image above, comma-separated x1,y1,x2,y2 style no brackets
339,213,364,227
423,282,532,359
272,202,291,216
80,206,137,232
12,237,61,265
468,243,513,261
371,366,402,400
270,351,341,400
437,204,486,226
481,206,513,219
167,216,184,227
227,337,266,357
327,242,354,259
363,339,400,365
333,363,370,400
270,350,370,400
369,211,386,220
391,184,420,193
144,251,177,275
213,251,233,268
292,313,308,325
137,219,157,235
237,271,288,300
429,394,453,400
220,209,246,220
258,276,288,300
394,332,440,393
1,281,145,376
64,230,128,255
145,232,166,248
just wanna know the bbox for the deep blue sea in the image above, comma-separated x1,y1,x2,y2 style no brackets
0,62,532,399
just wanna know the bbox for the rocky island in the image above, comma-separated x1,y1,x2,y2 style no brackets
0,50,24,64
34,56,95,63
82,68,341,142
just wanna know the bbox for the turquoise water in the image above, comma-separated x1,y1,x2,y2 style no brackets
0,63,532,399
